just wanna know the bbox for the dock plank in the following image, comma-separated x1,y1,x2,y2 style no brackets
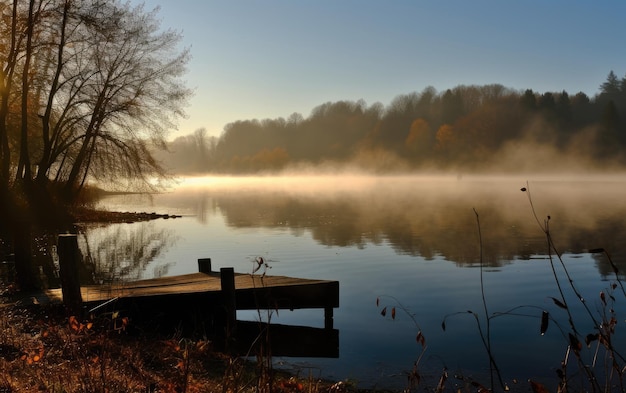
42,272,338,307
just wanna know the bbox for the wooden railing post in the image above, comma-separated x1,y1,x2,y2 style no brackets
197,258,212,273
220,267,236,346
324,307,334,330
57,234,83,316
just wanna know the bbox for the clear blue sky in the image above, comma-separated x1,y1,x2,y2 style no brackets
130,0,626,140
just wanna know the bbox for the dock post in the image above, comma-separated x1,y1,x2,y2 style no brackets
220,267,237,346
57,234,83,316
197,258,212,273
324,307,334,329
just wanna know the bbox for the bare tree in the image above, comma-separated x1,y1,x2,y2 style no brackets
57,1,191,199
2,0,190,201
0,0,191,289
0,0,22,190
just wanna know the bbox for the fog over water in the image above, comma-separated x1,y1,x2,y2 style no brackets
89,173,626,389
150,173,626,266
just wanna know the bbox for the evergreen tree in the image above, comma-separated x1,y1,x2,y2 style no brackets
600,70,620,96
520,89,537,111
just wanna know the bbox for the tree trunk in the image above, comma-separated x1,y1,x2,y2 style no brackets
16,0,36,184
13,221,37,292
0,1,19,189
36,0,71,185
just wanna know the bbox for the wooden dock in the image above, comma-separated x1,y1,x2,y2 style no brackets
43,271,338,306
44,236,340,357
42,269,339,328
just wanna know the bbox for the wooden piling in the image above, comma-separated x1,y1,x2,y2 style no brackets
324,307,334,330
197,258,212,273
57,234,83,316
220,267,236,350
220,267,236,331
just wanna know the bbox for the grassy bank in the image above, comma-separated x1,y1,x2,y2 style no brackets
0,289,354,393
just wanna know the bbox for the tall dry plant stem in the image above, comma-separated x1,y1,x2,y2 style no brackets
522,182,604,391
523,181,601,329
473,208,505,391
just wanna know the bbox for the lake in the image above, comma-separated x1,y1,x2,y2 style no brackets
82,174,626,390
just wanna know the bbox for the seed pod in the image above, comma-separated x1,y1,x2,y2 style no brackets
540,311,549,335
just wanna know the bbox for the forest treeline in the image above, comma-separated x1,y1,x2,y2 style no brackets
164,71,626,174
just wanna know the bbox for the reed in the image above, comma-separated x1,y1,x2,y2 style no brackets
377,181,626,393
523,182,626,392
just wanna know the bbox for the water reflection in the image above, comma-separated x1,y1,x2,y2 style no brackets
154,177,626,272
82,176,626,389
88,175,626,280
77,222,177,283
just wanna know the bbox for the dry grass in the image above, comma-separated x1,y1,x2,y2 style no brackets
0,288,349,393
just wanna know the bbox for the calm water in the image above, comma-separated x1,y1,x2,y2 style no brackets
82,174,626,390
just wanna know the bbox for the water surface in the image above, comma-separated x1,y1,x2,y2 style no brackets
82,174,626,389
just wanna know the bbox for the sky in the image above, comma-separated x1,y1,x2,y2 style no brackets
129,0,626,140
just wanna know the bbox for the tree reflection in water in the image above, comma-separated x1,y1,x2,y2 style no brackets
201,177,626,274
94,176,626,278
77,222,177,283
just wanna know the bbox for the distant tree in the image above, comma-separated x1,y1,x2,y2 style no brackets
572,91,590,106
381,92,422,148
601,70,621,96
416,86,438,120
453,95,523,156
556,91,572,124
250,147,290,170
453,85,484,113
163,128,216,173
371,88,436,153
520,89,537,111
479,84,509,102
165,133,205,173
217,120,265,163
404,118,434,162
435,124,456,154
569,91,593,126
539,92,556,111
586,100,623,158
601,101,620,139
287,112,304,125
441,89,463,124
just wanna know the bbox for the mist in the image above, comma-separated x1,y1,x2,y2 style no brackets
130,171,626,278
157,75,626,177
145,75,626,270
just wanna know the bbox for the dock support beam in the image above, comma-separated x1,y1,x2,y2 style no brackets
57,234,83,316
324,307,334,330
220,267,236,348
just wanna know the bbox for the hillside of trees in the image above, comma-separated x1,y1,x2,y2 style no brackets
163,71,626,174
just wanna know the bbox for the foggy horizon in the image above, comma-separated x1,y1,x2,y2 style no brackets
157,75,626,178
